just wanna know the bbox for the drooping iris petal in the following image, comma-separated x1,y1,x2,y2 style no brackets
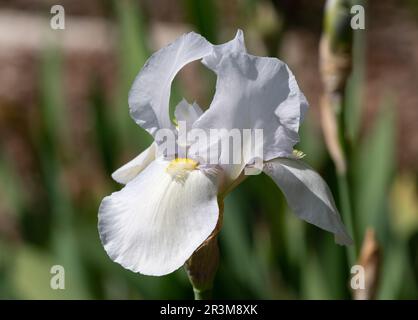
174,99,203,125
128,32,213,136
99,159,219,276
263,158,353,245
111,143,157,185
191,52,308,180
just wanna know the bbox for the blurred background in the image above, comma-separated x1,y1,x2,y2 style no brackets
0,0,417,299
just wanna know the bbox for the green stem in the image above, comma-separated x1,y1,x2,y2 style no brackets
337,172,356,266
337,93,357,266
193,288,213,300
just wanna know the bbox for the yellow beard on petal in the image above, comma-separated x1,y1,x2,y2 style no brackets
166,158,199,183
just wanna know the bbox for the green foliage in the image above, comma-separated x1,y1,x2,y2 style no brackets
352,98,396,241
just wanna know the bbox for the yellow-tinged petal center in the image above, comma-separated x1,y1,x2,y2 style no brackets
293,149,306,159
166,158,199,183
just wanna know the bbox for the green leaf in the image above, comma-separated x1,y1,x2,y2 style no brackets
183,0,217,43
344,9,366,143
113,0,152,151
220,192,271,298
352,98,396,240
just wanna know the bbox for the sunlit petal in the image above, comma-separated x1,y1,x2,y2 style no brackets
99,159,219,276
174,99,203,125
129,32,213,136
202,29,247,70
264,158,353,245
192,52,308,180
111,143,157,185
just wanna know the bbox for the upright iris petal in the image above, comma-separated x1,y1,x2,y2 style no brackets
174,99,203,125
128,32,212,137
191,53,308,179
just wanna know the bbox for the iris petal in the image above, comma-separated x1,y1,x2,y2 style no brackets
99,159,219,276
202,29,247,70
191,52,308,180
129,32,213,136
111,143,157,184
263,158,353,245
174,99,203,125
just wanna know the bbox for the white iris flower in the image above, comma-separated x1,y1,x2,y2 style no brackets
98,30,352,276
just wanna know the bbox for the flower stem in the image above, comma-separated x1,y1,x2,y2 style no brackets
320,0,358,269
337,171,356,266
337,90,357,267
193,288,213,300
